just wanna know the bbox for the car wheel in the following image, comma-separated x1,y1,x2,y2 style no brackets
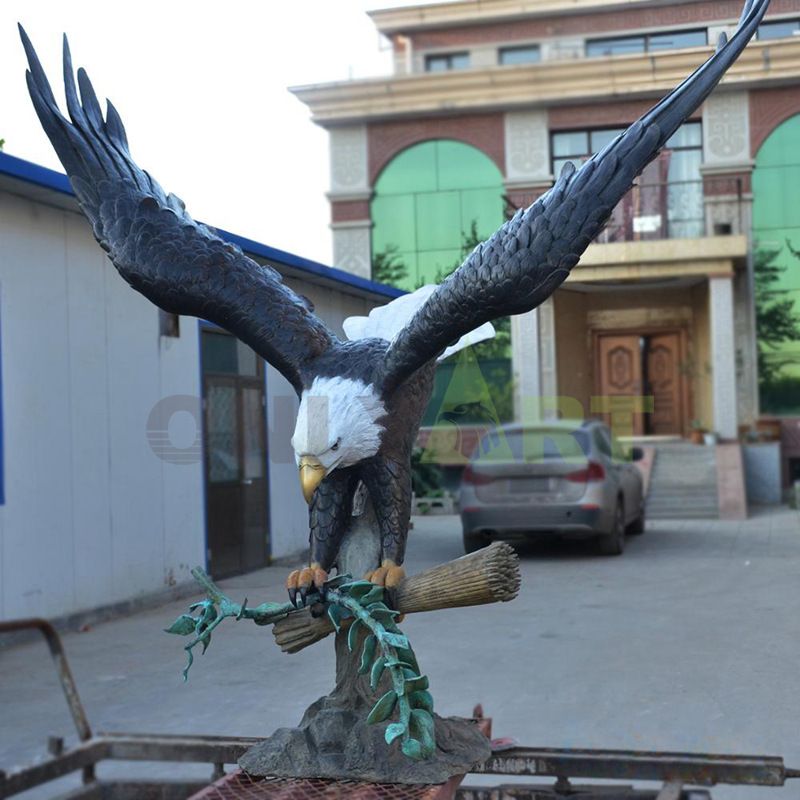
598,500,625,556
627,502,646,536
463,529,489,554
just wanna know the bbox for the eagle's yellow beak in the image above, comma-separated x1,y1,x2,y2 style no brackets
299,456,326,504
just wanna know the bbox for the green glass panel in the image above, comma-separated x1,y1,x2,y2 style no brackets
460,188,504,239
416,191,462,250
417,248,462,285
753,113,800,413
372,194,416,254
374,143,437,195
436,140,503,190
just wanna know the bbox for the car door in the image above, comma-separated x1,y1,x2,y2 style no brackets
593,426,622,511
609,431,643,523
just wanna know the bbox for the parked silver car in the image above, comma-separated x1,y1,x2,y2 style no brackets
459,420,645,556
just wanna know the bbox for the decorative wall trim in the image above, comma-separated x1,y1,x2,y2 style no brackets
703,91,750,166
504,109,550,183
329,125,369,197
332,224,372,279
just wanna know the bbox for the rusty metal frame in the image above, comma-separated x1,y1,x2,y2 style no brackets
2,618,800,800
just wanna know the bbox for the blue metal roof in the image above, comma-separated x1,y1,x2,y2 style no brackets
0,151,403,301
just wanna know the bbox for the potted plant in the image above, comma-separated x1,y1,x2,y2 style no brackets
690,420,706,445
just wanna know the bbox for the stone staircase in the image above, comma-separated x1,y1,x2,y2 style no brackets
646,441,720,519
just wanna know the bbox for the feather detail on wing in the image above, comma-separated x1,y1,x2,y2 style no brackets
343,285,495,361
19,27,335,395
379,0,770,394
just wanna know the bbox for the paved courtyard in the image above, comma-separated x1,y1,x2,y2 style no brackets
2,508,800,799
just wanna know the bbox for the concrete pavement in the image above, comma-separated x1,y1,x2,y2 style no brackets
2,508,800,799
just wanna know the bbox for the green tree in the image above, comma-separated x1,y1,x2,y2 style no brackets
371,243,409,286
755,241,800,387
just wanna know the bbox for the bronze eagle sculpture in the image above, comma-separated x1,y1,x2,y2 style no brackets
19,0,768,604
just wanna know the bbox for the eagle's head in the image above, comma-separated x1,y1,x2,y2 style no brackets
291,376,387,503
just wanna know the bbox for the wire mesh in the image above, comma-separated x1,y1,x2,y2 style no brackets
190,770,449,800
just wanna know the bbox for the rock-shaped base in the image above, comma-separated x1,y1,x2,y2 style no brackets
239,630,490,785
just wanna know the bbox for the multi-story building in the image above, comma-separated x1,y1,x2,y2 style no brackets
293,0,800,494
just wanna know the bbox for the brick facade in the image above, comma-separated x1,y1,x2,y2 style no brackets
331,199,371,223
408,0,800,50
750,85,800,156
367,113,505,183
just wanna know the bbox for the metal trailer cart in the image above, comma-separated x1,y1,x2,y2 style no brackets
2,618,798,800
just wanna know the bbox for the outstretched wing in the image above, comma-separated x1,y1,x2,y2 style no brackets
380,0,769,395
20,28,335,395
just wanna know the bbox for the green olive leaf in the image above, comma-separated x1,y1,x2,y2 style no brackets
327,605,343,633
164,614,198,636
362,586,385,605
403,674,430,694
359,634,377,675
370,655,387,690
382,632,409,649
401,737,424,760
347,618,363,652
366,689,397,724
384,722,405,745
409,709,436,758
409,689,434,713
342,581,374,600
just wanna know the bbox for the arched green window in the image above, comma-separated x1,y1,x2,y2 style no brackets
371,140,505,291
753,113,800,414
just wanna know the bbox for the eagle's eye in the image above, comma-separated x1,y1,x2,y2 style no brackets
331,439,341,452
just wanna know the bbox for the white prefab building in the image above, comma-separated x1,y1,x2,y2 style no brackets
0,153,401,623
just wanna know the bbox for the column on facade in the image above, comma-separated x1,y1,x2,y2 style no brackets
701,90,758,426
504,109,555,421
328,125,373,279
709,274,739,440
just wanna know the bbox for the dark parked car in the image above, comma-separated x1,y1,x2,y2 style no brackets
459,420,645,555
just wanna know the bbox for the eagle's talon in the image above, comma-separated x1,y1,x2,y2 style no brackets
364,561,406,589
286,565,327,608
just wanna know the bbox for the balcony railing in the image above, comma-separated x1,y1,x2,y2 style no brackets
595,175,745,244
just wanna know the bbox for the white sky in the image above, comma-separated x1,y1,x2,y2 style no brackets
0,1,436,265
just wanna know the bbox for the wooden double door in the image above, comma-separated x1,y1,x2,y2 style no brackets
595,331,687,436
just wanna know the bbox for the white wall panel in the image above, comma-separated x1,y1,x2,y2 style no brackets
0,184,393,617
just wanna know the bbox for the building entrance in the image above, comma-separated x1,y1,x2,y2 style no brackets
201,329,270,579
595,330,687,436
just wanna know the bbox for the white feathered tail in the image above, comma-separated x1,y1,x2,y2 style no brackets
343,285,495,361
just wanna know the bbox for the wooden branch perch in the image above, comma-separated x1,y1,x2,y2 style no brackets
273,542,520,655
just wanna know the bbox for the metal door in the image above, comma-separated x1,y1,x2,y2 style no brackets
201,330,269,578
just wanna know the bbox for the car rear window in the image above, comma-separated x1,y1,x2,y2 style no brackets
474,428,590,462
